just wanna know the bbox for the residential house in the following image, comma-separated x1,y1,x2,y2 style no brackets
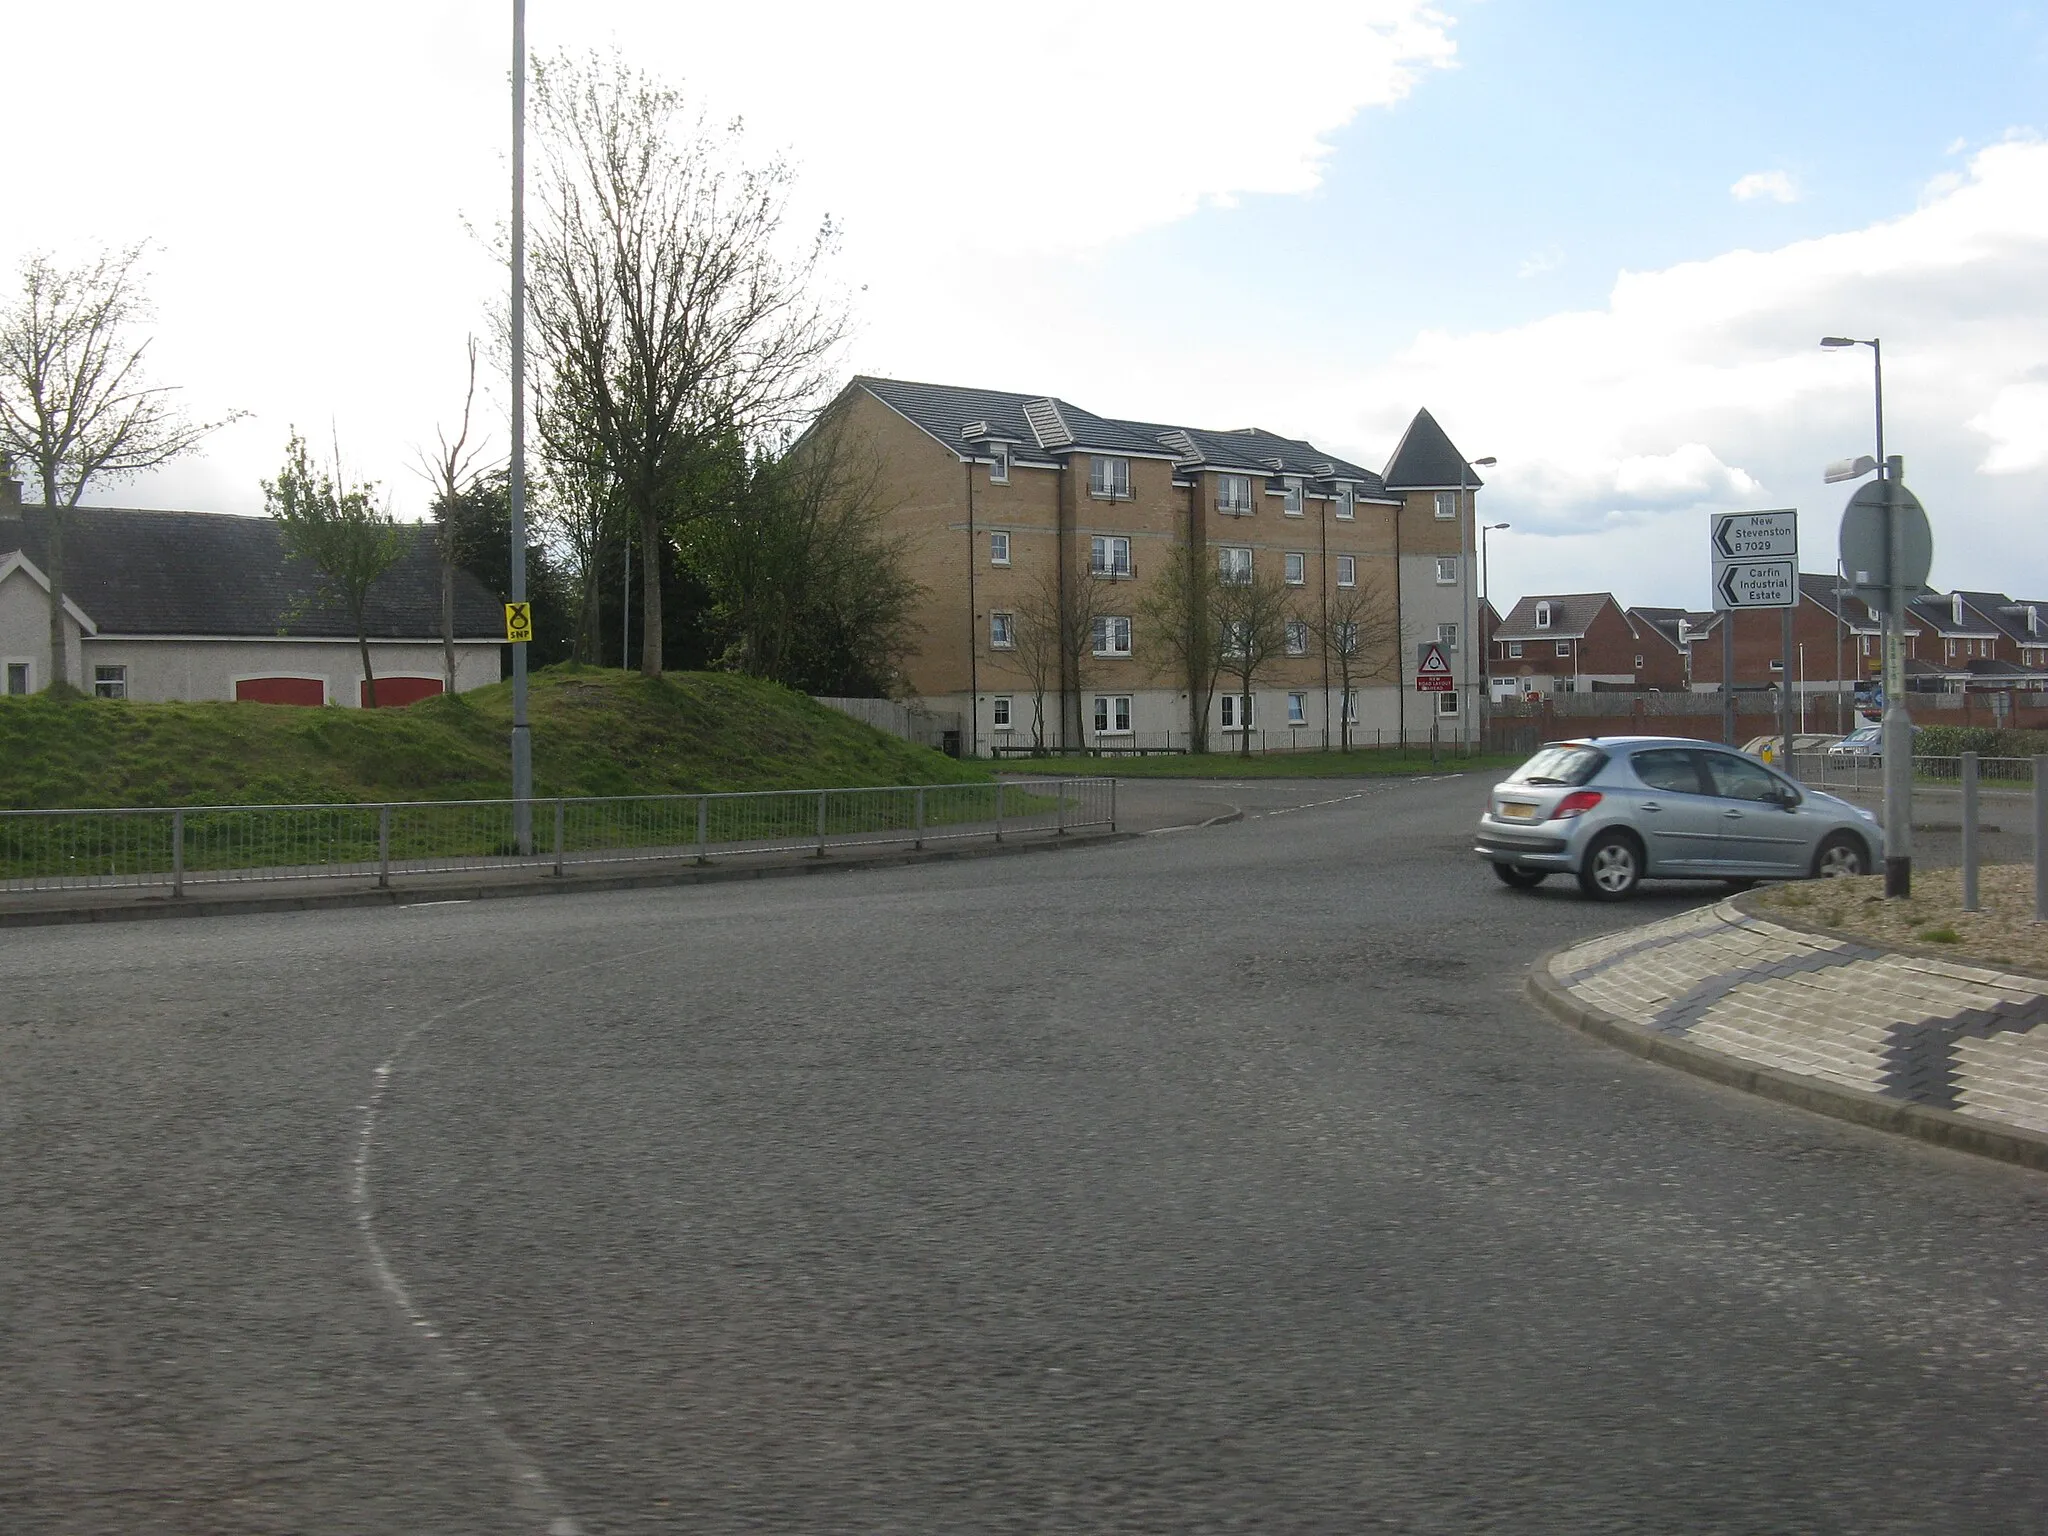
0,481,502,704
1623,606,1693,692
1488,593,1637,698
826,377,1484,751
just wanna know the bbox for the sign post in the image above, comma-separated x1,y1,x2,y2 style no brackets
1710,510,1798,752
1416,642,1453,768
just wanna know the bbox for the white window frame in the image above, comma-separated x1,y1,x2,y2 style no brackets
1287,691,1308,726
1336,554,1356,589
1436,622,1457,651
1436,688,1461,715
1535,601,1552,629
1219,692,1255,731
1222,619,1251,658
1337,621,1358,655
1283,477,1304,516
1093,693,1133,736
992,695,1013,730
990,611,1015,649
1217,474,1252,515
1342,688,1359,722
1634,653,1645,670
1092,615,1132,658
1088,456,1131,499
1090,534,1132,578
1334,485,1355,521
990,444,1011,484
1218,545,1252,585
1555,639,1570,657
1507,641,1523,659
92,664,128,699
1283,551,1306,586
1285,619,1309,656
989,529,1010,566
1434,490,1458,521
1435,556,1458,585
4,659,32,695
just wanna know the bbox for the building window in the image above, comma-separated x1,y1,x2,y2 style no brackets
1437,623,1457,651
1557,678,1577,693
1343,689,1359,722
1335,485,1355,520
1555,639,1570,657
92,665,128,699
1220,692,1254,731
1090,535,1132,577
1535,601,1552,629
1435,490,1457,520
1284,551,1306,585
1336,554,1356,588
5,662,29,695
1093,694,1133,735
1436,688,1461,715
1287,692,1308,726
992,695,1012,730
990,612,1014,649
1222,619,1250,657
1435,556,1458,585
989,530,1010,566
1088,456,1130,499
1218,545,1252,584
1337,621,1358,655
1217,474,1252,514
990,444,1011,484
1092,615,1132,657
1507,641,1524,659
1283,478,1303,516
1634,653,1644,670
1285,619,1309,656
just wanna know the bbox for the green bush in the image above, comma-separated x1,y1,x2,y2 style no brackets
1914,725,2048,759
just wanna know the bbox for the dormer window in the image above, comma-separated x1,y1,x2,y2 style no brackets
1217,474,1252,515
1088,456,1130,499
990,444,1010,484
1535,601,1553,629
1334,484,1355,520
1283,478,1303,516
1952,592,1964,625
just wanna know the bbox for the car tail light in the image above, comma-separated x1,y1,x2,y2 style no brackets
1554,790,1604,818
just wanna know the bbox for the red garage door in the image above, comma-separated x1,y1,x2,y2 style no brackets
235,676,326,706
360,676,444,708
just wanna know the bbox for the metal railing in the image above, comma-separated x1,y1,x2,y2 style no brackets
1787,752,2038,793
0,780,1118,896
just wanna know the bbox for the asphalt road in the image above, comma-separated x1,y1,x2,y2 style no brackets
5,773,2047,1533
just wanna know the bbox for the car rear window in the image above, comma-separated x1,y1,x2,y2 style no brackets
1507,745,1607,787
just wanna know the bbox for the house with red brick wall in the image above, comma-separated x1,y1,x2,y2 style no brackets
1489,592,1637,697
1624,606,1692,691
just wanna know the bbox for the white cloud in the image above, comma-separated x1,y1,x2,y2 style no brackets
1517,245,1564,279
1969,381,2048,473
1730,170,1799,203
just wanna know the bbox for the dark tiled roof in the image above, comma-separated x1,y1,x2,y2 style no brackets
1381,407,1480,490
0,506,501,639
1953,590,2048,647
1628,606,1689,649
1906,592,2000,637
1493,592,1615,641
853,376,1170,461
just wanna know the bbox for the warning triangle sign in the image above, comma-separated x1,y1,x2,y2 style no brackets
1417,643,1452,677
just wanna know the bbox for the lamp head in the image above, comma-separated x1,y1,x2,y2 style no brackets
1486,521,1510,530
1824,455,1878,485
1820,336,1859,349
1472,456,1497,468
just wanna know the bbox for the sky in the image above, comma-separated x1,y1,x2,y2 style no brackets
6,1,2045,615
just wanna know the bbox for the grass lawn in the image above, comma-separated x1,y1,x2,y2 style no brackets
0,667,989,810
993,748,1522,779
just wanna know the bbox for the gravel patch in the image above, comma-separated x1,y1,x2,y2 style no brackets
1758,864,2048,970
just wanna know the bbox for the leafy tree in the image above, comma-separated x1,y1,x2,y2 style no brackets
1138,542,1225,752
436,469,576,669
526,51,846,679
0,244,240,691
1306,573,1402,751
1213,562,1298,756
263,431,410,707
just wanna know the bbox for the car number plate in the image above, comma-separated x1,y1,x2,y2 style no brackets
1500,802,1537,820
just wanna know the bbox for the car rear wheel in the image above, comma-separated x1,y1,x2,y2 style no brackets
1492,863,1547,889
1576,831,1643,900
1813,833,1868,879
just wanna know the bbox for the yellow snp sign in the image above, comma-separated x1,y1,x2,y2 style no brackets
504,602,534,643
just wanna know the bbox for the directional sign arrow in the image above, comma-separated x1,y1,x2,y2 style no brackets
1711,509,1798,561
1714,559,1798,610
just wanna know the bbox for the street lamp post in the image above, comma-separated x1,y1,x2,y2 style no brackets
1822,335,1910,896
508,0,533,853
1481,521,1509,712
1459,456,1496,751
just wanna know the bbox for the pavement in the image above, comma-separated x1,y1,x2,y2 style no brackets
9,771,2048,1531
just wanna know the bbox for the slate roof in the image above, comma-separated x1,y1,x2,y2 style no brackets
1492,592,1617,641
1627,606,1690,650
1906,591,2001,638
1954,590,2048,647
0,506,502,639
1381,407,1481,490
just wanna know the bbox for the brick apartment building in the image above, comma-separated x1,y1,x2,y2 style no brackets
827,377,1486,753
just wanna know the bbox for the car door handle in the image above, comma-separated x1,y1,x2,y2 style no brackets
1722,809,1744,819
1641,802,1662,813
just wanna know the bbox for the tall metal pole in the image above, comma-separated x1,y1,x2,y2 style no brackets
509,0,533,852
1871,338,1912,897
1459,461,1471,749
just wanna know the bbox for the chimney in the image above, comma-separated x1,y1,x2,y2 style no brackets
0,452,19,509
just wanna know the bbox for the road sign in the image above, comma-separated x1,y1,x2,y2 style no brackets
1714,560,1797,609
1415,641,1454,692
505,602,533,643
1838,479,1932,600
1711,510,1798,561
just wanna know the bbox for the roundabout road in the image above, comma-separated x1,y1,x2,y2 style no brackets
5,774,2047,1533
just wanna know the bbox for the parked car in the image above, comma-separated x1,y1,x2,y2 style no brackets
1826,723,1920,765
1475,736,1883,900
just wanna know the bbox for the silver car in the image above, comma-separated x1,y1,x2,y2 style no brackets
1475,735,1884,900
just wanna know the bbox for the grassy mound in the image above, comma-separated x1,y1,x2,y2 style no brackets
0,666,988,809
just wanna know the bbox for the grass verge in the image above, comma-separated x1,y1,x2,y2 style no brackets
993,749,1521,779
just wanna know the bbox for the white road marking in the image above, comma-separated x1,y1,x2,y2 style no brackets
402,899,474,909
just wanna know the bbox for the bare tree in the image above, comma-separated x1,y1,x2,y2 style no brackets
1213,563,1298,757
0,245,240,691
526,52,846,679
1306,573,1402,750
264,431,411,708
412,336,500,693
1012,552,1107,752
1137,542,1225,753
